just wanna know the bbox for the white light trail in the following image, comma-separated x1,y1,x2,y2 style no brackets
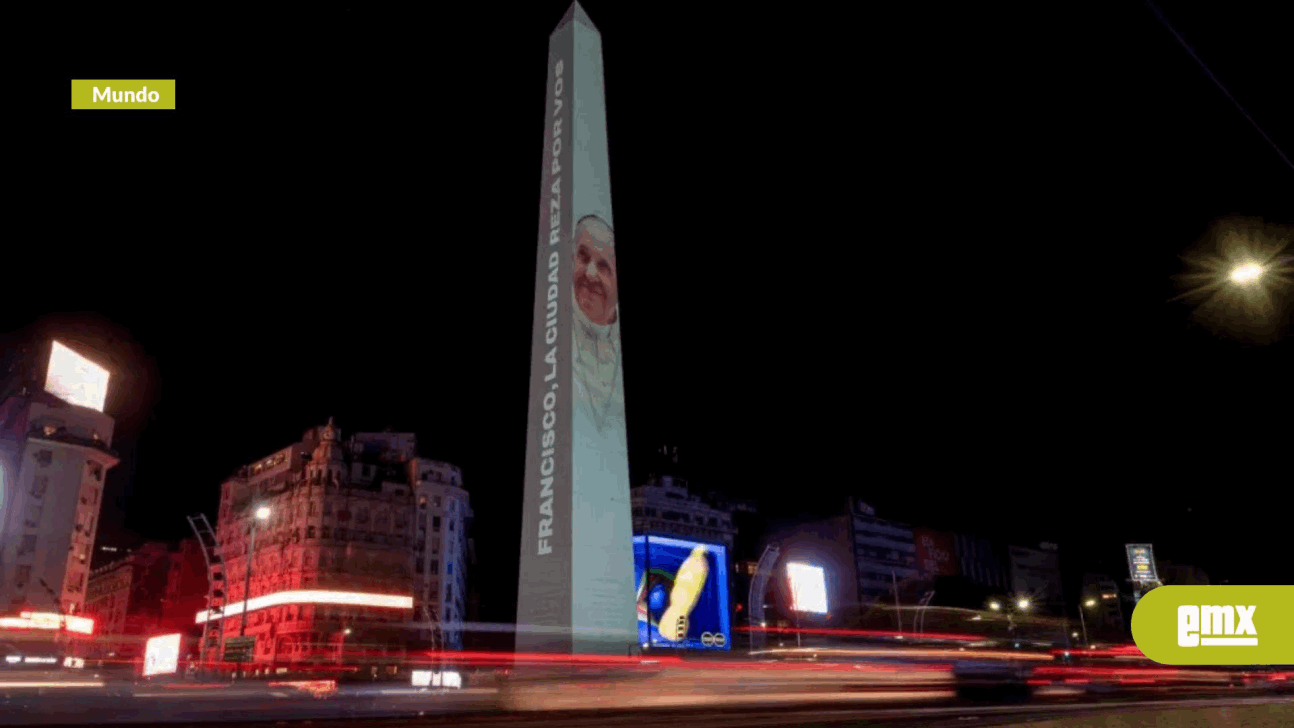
195,589,413,624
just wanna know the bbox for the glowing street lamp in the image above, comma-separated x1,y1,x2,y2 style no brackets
1078,596,1098,648
988,602,1001,611
1170,221,1293,342
1017,599,1031,610
237,504,271,677
1230,263,1263,283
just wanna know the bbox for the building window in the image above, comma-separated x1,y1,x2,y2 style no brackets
307,526,316,539
433,496,441,508
15,565,31,587
447,562,453,575
322,526,331,538
30,476,49,499
449,520,454,532
432,516,441,531
323,501,333,515
429,560,439,573
18,535,37,556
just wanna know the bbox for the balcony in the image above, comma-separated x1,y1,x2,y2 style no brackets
27,426,120,460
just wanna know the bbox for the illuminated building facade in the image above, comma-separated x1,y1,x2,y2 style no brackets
847,499,918,604
202,420,470,671
0,340,119,619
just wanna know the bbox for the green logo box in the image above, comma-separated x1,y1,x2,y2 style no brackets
71,80,175,110
1132,585,1294,665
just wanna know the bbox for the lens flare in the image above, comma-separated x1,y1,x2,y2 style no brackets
1230,263,1263,283
1170,218,1293,342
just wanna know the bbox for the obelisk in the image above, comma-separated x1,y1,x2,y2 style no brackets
516,1,637,656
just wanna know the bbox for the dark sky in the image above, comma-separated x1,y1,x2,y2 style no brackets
14,3,1293,621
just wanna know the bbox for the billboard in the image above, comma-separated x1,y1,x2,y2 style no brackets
1126,544,1158,583
914,529,958,577
516,2,637,656
786,562,828,614
634,535,731,650
143,633,181,677
44,341,109,412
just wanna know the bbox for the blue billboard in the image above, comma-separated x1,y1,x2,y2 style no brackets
634,535,731,650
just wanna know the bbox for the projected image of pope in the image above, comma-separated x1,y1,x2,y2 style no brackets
571,215,626,446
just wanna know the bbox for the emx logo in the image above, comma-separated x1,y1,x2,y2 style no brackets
1133,586,1292,665
1178,605,1257,646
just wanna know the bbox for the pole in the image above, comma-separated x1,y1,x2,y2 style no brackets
1079,605,1089,648
238,519,257,678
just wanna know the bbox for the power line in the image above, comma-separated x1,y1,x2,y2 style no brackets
1145,1,1294,174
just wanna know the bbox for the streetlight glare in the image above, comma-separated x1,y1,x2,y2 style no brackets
1230,263,1263,283
255,506,271,520
1017,599,1030,610
1084,598,1097,607
988,601,1001,611
1170,218,1293,343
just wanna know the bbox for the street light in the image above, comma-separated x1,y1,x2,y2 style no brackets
1078,597,1097,648
988,601,1001,611
1016,599,1030,610
1230,263,1264,283
237,505,271,678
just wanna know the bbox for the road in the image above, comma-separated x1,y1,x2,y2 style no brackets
2,684,1291,727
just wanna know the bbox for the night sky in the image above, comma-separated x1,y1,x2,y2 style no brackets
17,3,1293,622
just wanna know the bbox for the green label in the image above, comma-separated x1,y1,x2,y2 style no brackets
1131,585,1294,665
71,80,175,109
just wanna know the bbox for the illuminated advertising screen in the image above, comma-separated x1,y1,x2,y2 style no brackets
143,633,181,677
1126,544,1158,583
44,341,110,412
786,562,829,614
634,535,730,650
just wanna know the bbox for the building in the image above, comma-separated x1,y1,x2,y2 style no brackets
201,419,471,672
0,340,120,621
631,475,737,551
847,499,918,605
1008,543,1065,615
953,533,1010,592
1079,573,1126,641
161,538,210,635
1156,561,1209,586
83,542,172,660
631,447,738,551
409,457,473,651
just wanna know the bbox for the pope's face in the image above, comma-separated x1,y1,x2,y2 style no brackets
573,223,618,325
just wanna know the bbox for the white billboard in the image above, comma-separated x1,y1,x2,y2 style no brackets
44,341,110,412
787,562,828,614
143,633,181,677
